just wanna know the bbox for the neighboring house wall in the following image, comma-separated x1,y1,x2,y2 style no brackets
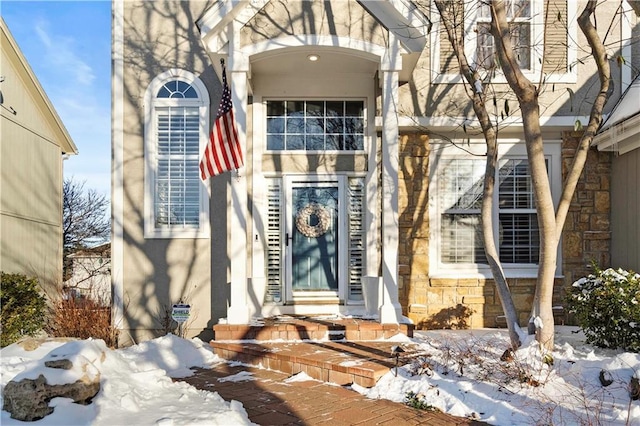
0,18,77,288
64,243,111,304
611,146,640,272
594,73,640,274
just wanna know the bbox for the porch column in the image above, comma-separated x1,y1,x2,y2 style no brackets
379,38,403,324
226,40,250,324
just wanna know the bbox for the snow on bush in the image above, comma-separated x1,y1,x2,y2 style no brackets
568,267,640,352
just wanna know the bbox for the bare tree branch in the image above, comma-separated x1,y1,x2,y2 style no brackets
556,0,612,238
63,178,110,280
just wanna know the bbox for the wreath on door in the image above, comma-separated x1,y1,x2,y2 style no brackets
295,203,331,238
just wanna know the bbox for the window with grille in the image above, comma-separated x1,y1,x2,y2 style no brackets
440,159,487,264
476,0,532,71
497,159,539,263
266,100,365,151
431,0,574,84
439,157,540,266
144,71,210,239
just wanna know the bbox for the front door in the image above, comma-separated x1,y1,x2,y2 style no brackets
285,176,345,303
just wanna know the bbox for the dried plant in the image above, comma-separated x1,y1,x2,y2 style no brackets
45,289,118,348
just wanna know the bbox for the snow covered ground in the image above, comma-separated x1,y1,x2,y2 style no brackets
0,336,252,425
360,328,640,425
1,327,639,425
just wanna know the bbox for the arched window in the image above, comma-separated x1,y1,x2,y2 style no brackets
144,69,210,238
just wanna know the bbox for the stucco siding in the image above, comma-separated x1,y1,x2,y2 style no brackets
117,0,221,344
611,148,640,272
241,0,388,47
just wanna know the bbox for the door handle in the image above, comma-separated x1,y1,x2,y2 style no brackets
286,232,292,246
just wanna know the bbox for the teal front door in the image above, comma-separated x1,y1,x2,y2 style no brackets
285,177,345,302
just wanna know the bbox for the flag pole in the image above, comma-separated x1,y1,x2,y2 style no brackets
222,58,241,182
223,54,250,325
199,57,244,181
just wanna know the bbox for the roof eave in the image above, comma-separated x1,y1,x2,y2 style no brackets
593,112,640,155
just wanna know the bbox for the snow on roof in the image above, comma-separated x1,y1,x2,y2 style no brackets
593,74,640,154
599,74,640,132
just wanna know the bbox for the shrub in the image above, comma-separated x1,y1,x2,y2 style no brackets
0,272,47,347
45,294,119,348
568,267,640,352
404,391,439,411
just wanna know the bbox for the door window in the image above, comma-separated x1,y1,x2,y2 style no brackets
291,185,339,293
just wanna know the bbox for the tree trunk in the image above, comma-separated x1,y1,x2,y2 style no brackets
482,133,522,349
489,1,560,348
434,0,522,349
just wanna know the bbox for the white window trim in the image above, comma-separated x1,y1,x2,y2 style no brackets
143,69,211,239
430,0,577,85
428,139,562,278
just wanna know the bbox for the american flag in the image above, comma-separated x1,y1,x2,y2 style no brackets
199,60,244,180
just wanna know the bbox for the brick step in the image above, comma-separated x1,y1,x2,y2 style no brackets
212,317,414,341
209,340,415,388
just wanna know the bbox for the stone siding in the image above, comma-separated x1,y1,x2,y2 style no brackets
561,131,612,286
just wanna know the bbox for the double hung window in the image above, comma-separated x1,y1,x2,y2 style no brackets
476,0,532,71
439,157,539,266
431,0,576,83
431,141,560,277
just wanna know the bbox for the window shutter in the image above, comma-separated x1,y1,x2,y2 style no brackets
348,178,365,301
265,180,283,303
543,0,568,73
437,0,464,75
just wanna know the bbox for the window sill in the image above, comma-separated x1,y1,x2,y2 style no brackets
429,268,563,280
144,229,210,239
432,72,577,85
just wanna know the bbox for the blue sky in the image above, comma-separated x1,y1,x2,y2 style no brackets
2,0,111,197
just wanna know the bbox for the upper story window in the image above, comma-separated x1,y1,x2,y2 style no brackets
266,100,365,151
476,0,532,71
431,0,575,83
144,70,210,239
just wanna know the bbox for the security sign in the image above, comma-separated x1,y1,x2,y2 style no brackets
171,304,191,323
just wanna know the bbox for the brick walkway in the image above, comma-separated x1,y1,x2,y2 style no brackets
179,362,487,425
